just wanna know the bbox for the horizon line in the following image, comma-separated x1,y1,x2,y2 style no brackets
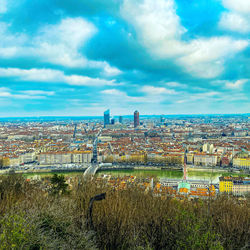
0,113,249,119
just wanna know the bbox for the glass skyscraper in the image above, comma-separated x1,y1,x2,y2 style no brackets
104,109,110,127
119,116,123,124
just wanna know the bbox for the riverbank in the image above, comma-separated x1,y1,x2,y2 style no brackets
1,165,249,184
1,163,248,175
188,167,229,173
0,168,87,176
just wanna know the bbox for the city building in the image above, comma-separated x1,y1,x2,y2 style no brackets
219,176,250,195
194,153,218,166
104,109,110,127
232,178,250,196
0,114,249,178
186,153,194,164
134,110,139,128
111,118,115,125
119,116,123,124
219,176,233,193
203,143,214,153
178,181,190,194
233,157,250,170
38,151,93,165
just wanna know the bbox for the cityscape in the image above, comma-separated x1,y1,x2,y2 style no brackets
0,0,249,248
0,112,249,198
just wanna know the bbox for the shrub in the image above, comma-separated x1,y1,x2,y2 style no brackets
0,213,32,249
0,174,249,249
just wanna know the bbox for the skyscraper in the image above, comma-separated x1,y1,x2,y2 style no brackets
134,110,139,128
119,116,123,124
104,109,110,127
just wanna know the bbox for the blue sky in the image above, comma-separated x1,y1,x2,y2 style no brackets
0,0,249,117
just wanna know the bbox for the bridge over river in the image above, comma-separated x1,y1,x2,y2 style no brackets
83,164,100,176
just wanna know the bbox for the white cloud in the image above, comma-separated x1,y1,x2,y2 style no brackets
219,12,250,33
0,47,18,57
141,85,177,95
101,89,125,95
0,19,122,75
101,88,153,103
165,81,187,88
219,0,250,33
0,87,10,92
11,94,47,100
0,67,119,86
100,86,223,110
222,0,250,14
0,89,48,99
212,79,249,89
102,62,122,76
221,93,248,101
0,22,27,58
34,18,97,68
0,91,11,97
121,0,186,58
176,90,249,106
177,37,248,78
121,0,248,78
88,61,122,76
20,90,55,96
225,79,248,89
0,68,65,82
176,99,185,104
65,75,116,86
176,91,220,104
33,18,122,74
100,85,180,106
0,0,7,13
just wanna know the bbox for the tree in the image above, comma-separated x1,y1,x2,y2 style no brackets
50,174,68,195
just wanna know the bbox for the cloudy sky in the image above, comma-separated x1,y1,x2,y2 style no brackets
0,0,249,117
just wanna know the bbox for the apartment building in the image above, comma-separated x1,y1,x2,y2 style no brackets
194,153,218,166
233,157,250,169
39,151,92,165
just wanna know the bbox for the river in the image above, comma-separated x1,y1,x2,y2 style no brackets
23,168,249,184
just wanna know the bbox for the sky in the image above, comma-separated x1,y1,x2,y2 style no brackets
0,0,249,117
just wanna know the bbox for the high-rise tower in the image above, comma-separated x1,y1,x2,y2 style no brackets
134,110,139,128
119,116,123,124
104,109,110,127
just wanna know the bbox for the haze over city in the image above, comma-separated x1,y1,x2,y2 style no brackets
0,0,249,117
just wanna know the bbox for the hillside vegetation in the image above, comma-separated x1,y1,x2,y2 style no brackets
0,174,249,249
